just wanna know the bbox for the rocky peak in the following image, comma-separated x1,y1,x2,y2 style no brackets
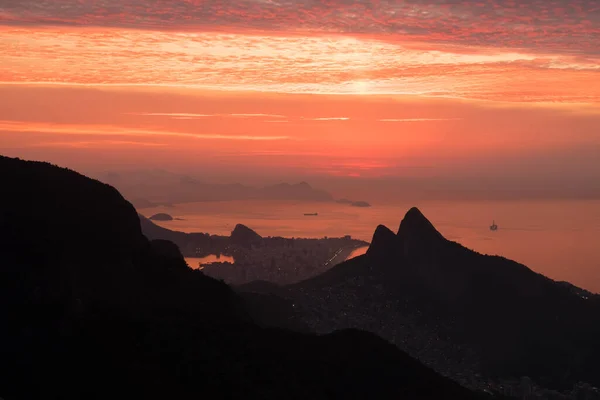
366,225,398,258
230,224,262,247
397,207,444,253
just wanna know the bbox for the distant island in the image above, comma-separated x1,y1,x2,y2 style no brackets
336,198,353,204
149,213,174,221
336,198,371,207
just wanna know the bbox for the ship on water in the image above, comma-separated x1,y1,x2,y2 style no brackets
304,213,318,216
490,220,498,231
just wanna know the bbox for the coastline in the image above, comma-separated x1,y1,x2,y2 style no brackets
330,245,369,267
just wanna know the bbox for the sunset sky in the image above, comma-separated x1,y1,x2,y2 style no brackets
1,0,599,196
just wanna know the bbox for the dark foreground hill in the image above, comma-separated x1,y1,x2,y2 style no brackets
0,156,484,400
280,208,600,395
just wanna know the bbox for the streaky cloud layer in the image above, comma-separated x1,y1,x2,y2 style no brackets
1,28,599,104
1,0,599,56
0,120,292,141
130,112,288,119
379,118,463,122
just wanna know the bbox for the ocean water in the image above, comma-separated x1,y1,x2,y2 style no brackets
184,254,235,270
146,199,600,293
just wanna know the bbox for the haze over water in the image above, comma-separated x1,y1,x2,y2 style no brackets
147,199,600,294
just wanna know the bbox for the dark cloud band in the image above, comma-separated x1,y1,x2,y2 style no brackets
1,0,599,55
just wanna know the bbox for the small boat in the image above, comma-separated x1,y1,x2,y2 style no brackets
304,213,318,216
490,220,498,231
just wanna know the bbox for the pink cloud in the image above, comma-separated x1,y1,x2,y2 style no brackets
2,28,598,104
0,0,598,56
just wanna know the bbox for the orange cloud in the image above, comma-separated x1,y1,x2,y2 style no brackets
130,112,287,119
1,27,599,105
0,120,292,141
30,140,168,149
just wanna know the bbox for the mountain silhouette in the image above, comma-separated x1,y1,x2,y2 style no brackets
366,225,398,259
261,181,333,201
0,156,485,400
230,223,263,247
101,170,334,205
285,207,600,392
397,207,443,245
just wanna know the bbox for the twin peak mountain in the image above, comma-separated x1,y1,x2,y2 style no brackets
368,207,445,260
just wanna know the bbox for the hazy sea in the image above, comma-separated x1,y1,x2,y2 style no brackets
146,199,600,293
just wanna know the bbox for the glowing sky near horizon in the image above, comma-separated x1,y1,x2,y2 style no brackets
1,0,599,181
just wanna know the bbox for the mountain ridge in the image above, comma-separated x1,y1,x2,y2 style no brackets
0,156,485,400
99,170,334,206
283,207,600,394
